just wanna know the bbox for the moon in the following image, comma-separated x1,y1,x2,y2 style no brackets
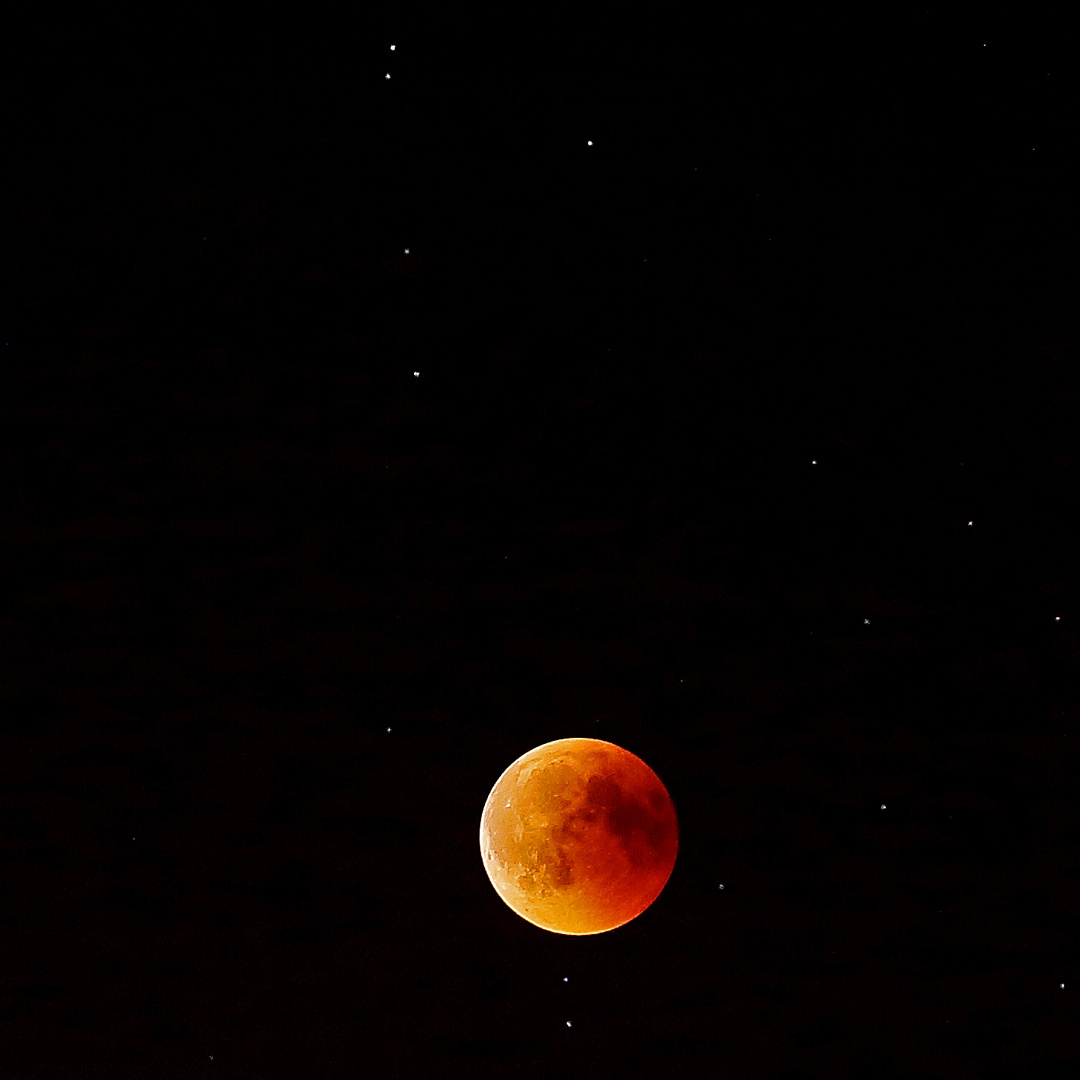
479,738,678,935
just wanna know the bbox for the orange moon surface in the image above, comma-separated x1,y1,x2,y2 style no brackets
479,738,679,934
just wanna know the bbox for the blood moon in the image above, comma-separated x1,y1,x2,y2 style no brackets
479,738,678,935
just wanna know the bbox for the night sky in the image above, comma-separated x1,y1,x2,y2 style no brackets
3,8,1079,1078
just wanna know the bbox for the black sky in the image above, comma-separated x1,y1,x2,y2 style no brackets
2,8,1079,1078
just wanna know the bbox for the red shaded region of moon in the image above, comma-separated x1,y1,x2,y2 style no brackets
479,738,678,935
